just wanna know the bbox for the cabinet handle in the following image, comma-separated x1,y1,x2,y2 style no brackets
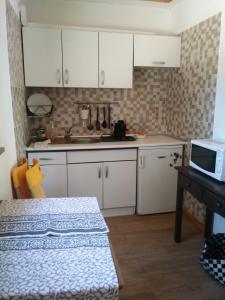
139,154,144,168
157,156,166,159
56,69,61,85
101,70,105,85
152,61,166,65
105,166,109,178
139,155,142,168
64,69,69,85
98,166,101,179
39,158,55,161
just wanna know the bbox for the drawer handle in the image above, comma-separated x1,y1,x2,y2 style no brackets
158,156,166,159
217,202,222,209
39,158,55,161
152,61,166,65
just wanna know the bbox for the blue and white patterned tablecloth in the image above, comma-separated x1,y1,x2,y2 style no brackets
0,198,119,300
0,235,119,299
0,198,109,238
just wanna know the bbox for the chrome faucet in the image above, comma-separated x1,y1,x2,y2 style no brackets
64,124,76,139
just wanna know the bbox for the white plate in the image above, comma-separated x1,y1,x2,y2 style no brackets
27,93,52,116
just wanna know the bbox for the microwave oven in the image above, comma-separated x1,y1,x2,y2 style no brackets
190,139,225,182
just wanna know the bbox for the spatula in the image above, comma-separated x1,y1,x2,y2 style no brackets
96,106,101,131
102,106,107,128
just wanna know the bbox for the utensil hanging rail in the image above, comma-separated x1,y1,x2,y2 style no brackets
74,102,119,105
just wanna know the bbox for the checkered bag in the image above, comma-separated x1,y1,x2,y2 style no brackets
200,234,225,285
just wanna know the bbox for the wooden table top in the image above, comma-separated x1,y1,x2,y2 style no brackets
176,166,225,200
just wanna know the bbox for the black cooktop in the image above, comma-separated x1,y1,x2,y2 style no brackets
101,135,136,142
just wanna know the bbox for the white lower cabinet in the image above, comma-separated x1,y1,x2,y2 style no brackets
27,151,67,198
68,161,136,210
68,163,103,209
103,161,136,209
137,146,183,215
41,165,67,198
67,149,137,215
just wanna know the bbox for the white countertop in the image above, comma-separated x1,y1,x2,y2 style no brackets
26,135,186,152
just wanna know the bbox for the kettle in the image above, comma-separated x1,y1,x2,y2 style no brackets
113,120,127,140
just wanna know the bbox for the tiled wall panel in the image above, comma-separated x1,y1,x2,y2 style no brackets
166,14,221,222
28,68,172,136
6,0,30,161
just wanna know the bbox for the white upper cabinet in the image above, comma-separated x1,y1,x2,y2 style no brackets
23,27,63,87
99,32,133,89
134,34,181,68
62,30,99,88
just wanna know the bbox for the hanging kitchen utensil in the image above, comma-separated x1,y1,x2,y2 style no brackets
102,106,107,128
96,106,101,131
87,106,94,131
108,105,111,129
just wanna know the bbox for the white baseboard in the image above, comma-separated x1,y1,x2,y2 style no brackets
102,207,136,217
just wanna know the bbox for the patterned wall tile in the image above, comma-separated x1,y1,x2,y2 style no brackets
6,0,30,162
28,68,172,136
166,13,221,223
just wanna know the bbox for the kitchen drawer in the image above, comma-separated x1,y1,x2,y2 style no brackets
67,149,137,164
27,151,67,165
179,174,202,200
204,190,225,215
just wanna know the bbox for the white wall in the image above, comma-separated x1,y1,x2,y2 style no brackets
21,0,172,33
171,0,225,34
9,0,20,16
0,0,17,200
171,0,225,233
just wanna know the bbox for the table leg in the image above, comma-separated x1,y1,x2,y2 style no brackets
175,183,184,243
204,208,214,239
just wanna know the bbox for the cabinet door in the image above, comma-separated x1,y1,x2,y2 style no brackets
137,147,182,214
23,27,63,87
68,163,103,209
99,32,133,88
103,161,136,209
134,35,181,68
62,30,98,88
41,165,67,197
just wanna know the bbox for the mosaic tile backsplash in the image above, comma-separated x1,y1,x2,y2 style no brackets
6,0,30,161
28,68,172,137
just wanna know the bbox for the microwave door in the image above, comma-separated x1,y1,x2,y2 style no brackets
191,144,216,173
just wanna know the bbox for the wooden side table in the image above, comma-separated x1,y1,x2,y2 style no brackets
175,167,225,243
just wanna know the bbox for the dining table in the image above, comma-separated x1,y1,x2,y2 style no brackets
0,197,119,300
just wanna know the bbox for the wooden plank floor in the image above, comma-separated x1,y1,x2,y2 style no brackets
106,214,225,300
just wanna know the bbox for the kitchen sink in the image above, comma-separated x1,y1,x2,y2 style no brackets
51,137,101,144
69,137,101,144
51,135,136,145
